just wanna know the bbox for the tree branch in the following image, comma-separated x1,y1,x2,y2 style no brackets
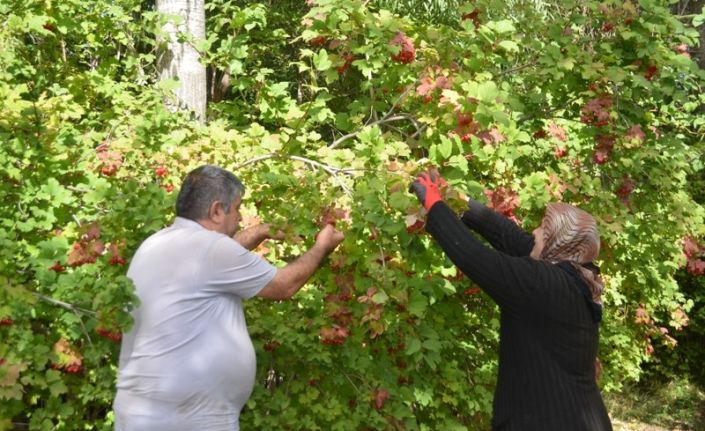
33,292,95,316
329,114,420,149
289,155,353,195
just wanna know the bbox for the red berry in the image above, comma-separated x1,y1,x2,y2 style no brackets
406,219,425,234
463,287,481,295
96,327,122,343
155,166,168,177
64,363,82,374
101,165,117,176
49,262,65,272
110,255,127,266
554,147,567,158
461,8,481,28
390,32,415,64
309,36,327,47
0,318,13,326
337,54,354,74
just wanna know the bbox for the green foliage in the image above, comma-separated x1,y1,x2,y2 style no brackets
0,0,704,429
603,376,705,430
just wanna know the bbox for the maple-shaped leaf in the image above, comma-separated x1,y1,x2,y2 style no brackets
357,287,378,304
683,237,702,258
361,303,383,324
625,125,645,142
635,303,651,325
81,223,101,241
373,388,390,410
686,258,705,276
327,303,354,326
319,325,350,345
416,77,435,97
547,122,567,142
53,339,83,372
477,128,505,145
671,307,689,329
435,75,452,90
484,187,520,223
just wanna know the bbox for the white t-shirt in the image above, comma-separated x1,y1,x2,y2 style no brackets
113,217,277,431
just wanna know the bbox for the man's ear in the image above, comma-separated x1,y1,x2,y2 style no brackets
208,201,225,224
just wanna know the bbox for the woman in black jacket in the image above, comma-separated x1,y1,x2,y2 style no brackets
410,171,612,431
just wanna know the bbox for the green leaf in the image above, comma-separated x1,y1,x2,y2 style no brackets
408,291,428,317
557,57,574,70
388,191,411,211
405,336,422,355
438,137,453,159
477,82,498,103
498,40,519,52
488,20,516,35
313,49,332,71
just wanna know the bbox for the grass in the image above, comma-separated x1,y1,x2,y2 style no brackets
605,376,705,431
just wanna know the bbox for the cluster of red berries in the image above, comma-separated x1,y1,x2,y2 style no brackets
390,32,415,64
592,134,615,165
96,143,123,177
580,97,613,127
683,237,705,276
615,177,635,204
96,327,122,343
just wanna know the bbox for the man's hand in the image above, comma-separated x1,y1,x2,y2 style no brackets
410,169,445,211
315,224,345,254
266,224,286,241
234,223,283,250
257,224,344,301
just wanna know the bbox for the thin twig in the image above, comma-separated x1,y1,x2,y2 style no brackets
329,114,419,149
289,155,352,195
33,292,95,316
232,153,278,170
75,311,93,346
497,60,539,78
410,124,428,139
343,372,361,394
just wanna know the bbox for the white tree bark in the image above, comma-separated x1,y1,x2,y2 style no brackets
157,0,207,122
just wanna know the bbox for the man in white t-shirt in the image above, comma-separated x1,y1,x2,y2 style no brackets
113,165,344,431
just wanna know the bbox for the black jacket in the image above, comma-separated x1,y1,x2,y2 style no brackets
425,200,612,431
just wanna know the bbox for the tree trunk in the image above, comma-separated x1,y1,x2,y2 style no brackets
673,0,705,70
156,0,207,122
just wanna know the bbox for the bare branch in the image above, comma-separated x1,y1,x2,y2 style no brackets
289,155,352,195
329,114,420,149
33,292,95,316
232,153,278,170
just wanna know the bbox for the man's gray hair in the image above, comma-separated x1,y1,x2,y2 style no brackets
175,165,245,221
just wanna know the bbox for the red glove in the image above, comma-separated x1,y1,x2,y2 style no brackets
410,171,445,210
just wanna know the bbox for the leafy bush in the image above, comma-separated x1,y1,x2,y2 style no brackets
1,0,704,429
